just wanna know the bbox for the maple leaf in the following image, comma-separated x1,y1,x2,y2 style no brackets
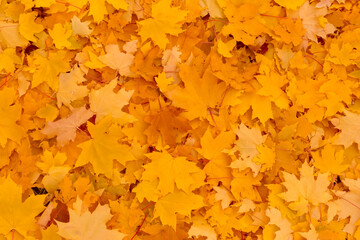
256,71,289,109
37,151,70,193
205,202,256,236
229,123,264,175
165,64,227,120
76,115,135,178
49,23,73,49
327,43,360,67
237,92,274,124
18,12,44,42
144,106,191,146
266,207,293,240
217,39,236,58
253,145,276,172
87,0,109,23
312,144,348,175
281,162,332,207
153,189,204,229
0,48,22,72
213,186,235,209
57,66,89,108
299,224,319,240
138,0,188,49
0,87,25,147
230,170,262,201
133,179,161,202
141,151,205,195
57,199,126,240
36,104,59,122
188,216,217,240
41,106,94,147
329,178,360,234
98,44,135,77
43,166,71,193
289,1,336,42
131,46,162,81
88,0,128,22
197,128,235,162
31,51,69,91
222,19,267,46
0,177,45,238
155,71,174,93
331,110,360,149
0,21,27,48
71,16,93,37
272,18,305,46
89,79,134,123
108,200,144,235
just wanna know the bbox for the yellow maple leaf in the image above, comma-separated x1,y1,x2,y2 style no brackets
0,22,28,48
213,186,235,209
0,177,45,238
229,123,264,175
49,23,73,49
88,0,128,23
0,48,22,72
289,1,336,42
331,178,360,234
256,71,289,109
37,151,70,193
98,44,135,76
31,51,69,90
76,115,135,178
313,144,348,175
217,38,236,58
237,92,273,124
18,12,44,42
0,87,25,147
230,170,262,201
133,179,161,202
154,189,204,229
188,216,217,240
138,0,188,49
36,103,59,122
197,128,235,163
89,79,134,123
266,207,293,240
71,16,93,37
57,66,89,108
42,106,94,147
155,71,174,93
88,0,108,23
331,110,360,149
253,145,276,172
281,162,332,207
141,151,205,195
57,199,126,240
165,64,227,120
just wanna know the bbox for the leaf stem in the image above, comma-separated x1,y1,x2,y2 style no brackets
130,212,148,240
259,13,288,19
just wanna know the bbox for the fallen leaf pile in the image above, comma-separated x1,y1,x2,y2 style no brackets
1,0,360,239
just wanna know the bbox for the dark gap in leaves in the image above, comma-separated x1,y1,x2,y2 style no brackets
32,187,48,195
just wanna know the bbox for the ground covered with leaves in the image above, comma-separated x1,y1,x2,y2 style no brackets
0,0,360,239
